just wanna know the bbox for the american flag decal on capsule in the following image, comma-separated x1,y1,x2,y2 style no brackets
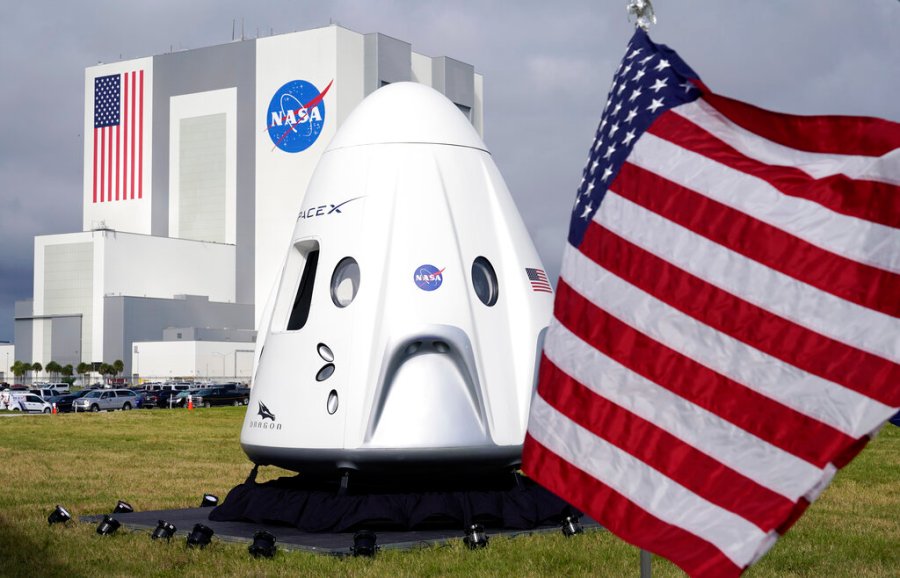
526,268,553,293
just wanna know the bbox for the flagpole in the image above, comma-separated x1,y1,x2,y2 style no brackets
640,548,653,578
629,3,657,576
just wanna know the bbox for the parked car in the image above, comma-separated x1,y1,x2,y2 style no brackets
8,393,52,413
148,389,182,409
146,383,192,393
72,389,138,412
178,387,250,408
128,389,149,408
29,388,64,400
48,382,71,393
49,390,92,413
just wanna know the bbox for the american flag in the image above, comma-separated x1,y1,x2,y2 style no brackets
522,28,899,577
526,267,553,293
93,70,144,203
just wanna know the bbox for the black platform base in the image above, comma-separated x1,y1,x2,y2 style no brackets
82,507,598,554
82,470,599,554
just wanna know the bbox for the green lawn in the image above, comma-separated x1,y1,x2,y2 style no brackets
0,408,896,577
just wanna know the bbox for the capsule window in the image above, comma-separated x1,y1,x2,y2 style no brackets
331,257,360,308
471,257,499,306
287,249,319,331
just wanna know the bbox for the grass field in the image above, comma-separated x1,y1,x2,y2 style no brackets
0,407,896,577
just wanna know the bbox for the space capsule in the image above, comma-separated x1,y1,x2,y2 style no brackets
241,82,553,476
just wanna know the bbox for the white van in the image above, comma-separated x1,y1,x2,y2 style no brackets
8,393,52,413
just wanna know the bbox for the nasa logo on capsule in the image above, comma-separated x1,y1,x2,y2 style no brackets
414,264,445,291
266,79,333,153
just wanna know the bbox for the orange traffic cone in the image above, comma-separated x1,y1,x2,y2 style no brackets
188,397,193,411
52,403,58,415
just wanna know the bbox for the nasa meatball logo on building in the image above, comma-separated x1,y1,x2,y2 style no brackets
266,79,332,153
414,264,445,291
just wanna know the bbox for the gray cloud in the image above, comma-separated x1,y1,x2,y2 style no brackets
1,0,897,342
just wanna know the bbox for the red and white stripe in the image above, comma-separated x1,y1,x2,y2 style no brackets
524,95,899,577
93,70,144,203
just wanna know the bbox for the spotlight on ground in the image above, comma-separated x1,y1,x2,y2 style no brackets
561,514,583,537
351,529,377,557
463,523,489,549
199,494,219,508
248,530,277,558
96,514,121,536
48,505,72,525
186,523,214,548
113,500,134,515
151,520,177,541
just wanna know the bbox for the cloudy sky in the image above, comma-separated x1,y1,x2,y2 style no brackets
0,0,897,342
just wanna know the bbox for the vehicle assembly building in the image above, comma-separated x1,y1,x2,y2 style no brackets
13,25,483,381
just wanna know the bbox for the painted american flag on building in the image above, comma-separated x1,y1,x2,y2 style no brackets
522,28,899,577
93,70,144,203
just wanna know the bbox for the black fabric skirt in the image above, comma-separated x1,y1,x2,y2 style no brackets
209,471,577,532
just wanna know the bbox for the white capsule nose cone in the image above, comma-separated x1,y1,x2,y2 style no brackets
325,82,487,151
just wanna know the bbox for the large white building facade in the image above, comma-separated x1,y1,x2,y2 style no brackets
14,25,483,380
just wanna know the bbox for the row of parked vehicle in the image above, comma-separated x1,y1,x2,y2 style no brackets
1,382,250,413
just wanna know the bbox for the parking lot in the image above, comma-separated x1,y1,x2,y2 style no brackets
0,381,250,414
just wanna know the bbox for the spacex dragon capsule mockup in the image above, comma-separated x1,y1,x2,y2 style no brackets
241,82,554,476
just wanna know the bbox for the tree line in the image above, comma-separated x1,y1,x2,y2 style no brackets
8,359,125,385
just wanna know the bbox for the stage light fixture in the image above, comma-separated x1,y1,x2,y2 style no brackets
351,529,377,557
463,524,489,549
48,505,72,525
113,500,134,515
248,530,277,558
96,514,121,536
151,520,177,541
186,523,214,548
561,514,583,537
200,493,219,508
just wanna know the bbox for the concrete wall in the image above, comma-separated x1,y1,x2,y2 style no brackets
49,315,82,368
152,40,257,306
13,301,33,365
100,231,235,303
31,231,237,370
132,340,255,381
105,294,253,375
364,33,411,94
0,343,13,382
162,327,255,342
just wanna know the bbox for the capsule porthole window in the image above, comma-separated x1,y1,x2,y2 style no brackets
327,390,339,415
331,257,360,308
471,257,499,306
